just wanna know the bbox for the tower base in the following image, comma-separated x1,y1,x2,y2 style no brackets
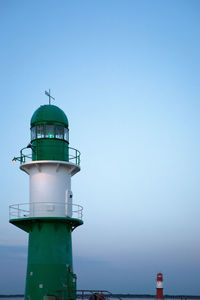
10,217,83,300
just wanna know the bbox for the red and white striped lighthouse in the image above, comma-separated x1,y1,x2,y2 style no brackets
156,273,164,299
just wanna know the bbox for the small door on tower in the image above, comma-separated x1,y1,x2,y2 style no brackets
66,190,73,217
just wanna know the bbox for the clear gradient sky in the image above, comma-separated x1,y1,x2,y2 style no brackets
0,0,200,295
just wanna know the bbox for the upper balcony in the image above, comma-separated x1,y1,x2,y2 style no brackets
12,146,81,166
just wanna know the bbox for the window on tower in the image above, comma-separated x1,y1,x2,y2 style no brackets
64,128,69,141
45,125,54,138
31,124,69,140
31,127,36,140
37,125,44,138
55,125,64,139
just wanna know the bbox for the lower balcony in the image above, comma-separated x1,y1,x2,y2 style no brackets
9,202,83,220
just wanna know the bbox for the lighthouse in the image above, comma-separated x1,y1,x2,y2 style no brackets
10,95,83,300
156,273,164,300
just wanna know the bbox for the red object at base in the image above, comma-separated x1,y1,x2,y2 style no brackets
156,288,163,299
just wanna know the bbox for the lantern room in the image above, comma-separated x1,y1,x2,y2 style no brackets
30,104,69,161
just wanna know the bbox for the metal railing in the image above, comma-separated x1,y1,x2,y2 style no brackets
68,147,81,166
12,146,32,164
77,290,122,300
12,146,81,166
9,202,83,220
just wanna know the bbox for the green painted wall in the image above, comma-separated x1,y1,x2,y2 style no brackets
24,221,76,300
32,139,69,161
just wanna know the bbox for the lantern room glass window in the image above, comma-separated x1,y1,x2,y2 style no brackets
46,125,54,138
37,125,44,138
64,128,69,141
55,125,63,139
31,127,36,140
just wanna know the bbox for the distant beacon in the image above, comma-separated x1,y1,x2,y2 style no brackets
10,95,83,300
156,273,164,300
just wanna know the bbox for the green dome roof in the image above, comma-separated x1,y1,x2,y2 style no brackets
31,105,69,127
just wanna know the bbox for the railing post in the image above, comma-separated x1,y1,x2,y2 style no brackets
20,149,22,164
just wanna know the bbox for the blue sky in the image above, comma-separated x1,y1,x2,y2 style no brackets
0,0,200,295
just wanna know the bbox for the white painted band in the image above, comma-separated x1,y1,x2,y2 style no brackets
156,282,163,288
20,161,78,217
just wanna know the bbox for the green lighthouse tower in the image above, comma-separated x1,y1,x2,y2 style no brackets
10,97,83,300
